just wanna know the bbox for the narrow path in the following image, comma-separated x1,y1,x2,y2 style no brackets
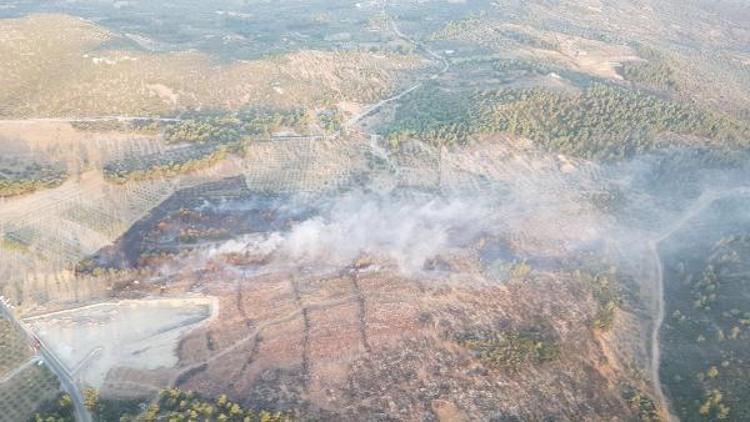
647,187,750,420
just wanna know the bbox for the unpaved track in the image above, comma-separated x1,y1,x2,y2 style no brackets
344,17,450,129
648,187,750,421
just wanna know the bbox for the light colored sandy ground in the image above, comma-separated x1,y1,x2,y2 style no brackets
25,296,218,389
534,33,643,80
0,14,421,118
505,23,642,81
436,20,642,80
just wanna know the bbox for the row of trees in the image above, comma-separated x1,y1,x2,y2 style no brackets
102,107,313,183
163,108,310,145
103,145,233,183
0,161,67,198
135,388,293,422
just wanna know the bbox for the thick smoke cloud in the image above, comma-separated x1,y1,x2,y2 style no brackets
206,191,496,274
280,192,491,273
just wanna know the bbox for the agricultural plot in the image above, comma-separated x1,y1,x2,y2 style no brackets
0,364,62,422
0,317,32,377
242,137,368,193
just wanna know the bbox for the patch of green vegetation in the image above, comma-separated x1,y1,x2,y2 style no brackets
32,393,75,422
574,269,621,331
70,119,164,135
618,46,678,92
113,388,293,422
698,389,731,420
381,81,474,146
430,15,484,41
102,107,316,183
1,234,30,253
0,158,68,198
620,60,676,91
318,108,345,133
509,260,533,280
457,328,560,372
625,389,661,422
103,142,236,183
499,30,559,51
475,83,750,159
164,108,309,144
383,81,750,160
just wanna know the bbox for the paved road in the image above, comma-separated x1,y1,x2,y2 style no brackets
647,187,750,421
0,303,92,422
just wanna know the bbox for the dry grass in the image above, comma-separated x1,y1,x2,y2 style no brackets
0,14,422,118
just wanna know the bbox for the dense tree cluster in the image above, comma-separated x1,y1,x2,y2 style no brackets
103,143,235,183
32,393,75,422
382,81,750,160
663,226,750,420
164,108,309,144
317,108,344,133
381,81,474,146
102,107,315,183
71,120,163,134
619,60,676,91
625,389,661,422
618,46,678,92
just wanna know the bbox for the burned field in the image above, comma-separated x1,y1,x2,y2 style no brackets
78,177,316,273
63,172,662,421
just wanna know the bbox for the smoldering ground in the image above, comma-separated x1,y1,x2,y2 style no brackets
195,147,750,279
93,145,750,285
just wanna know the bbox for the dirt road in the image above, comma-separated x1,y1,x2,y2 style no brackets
344,17,450,129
